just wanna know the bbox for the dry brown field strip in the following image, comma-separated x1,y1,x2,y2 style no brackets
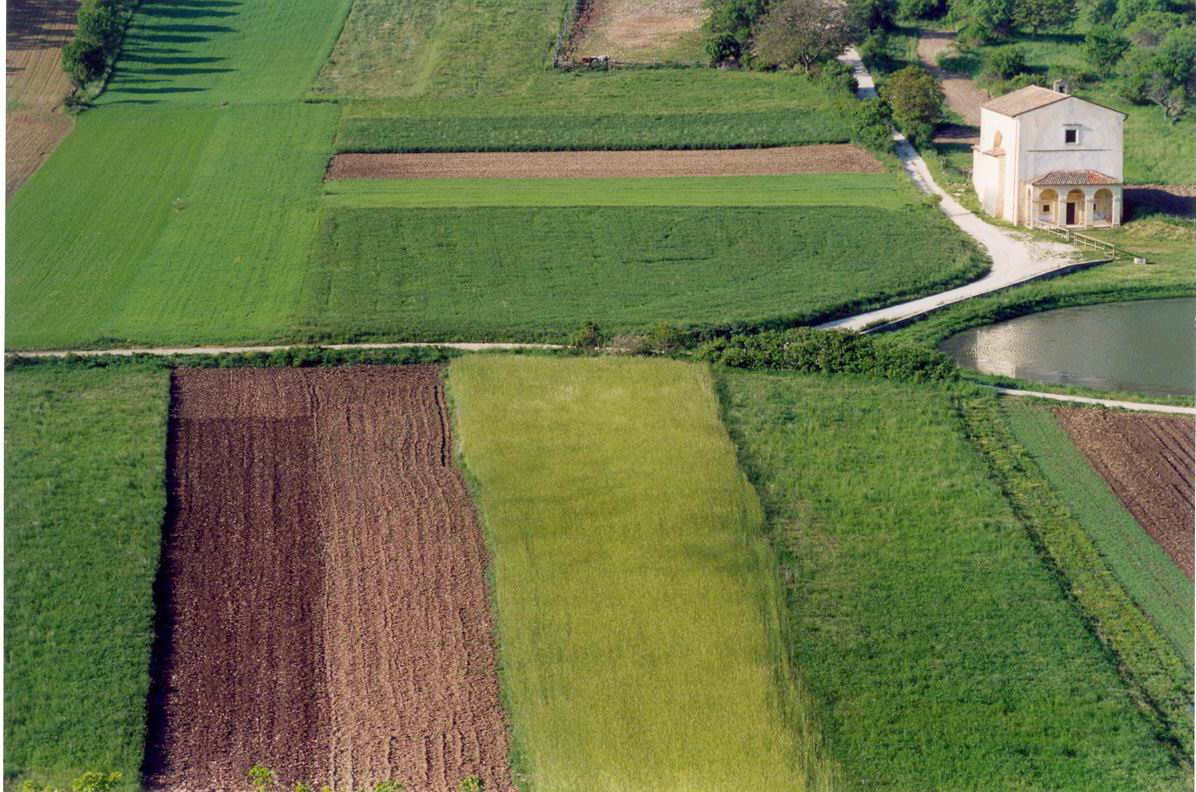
6,0,78,198
569,0,708,62
325,144,885,180
1054,407,1195,579
146,366,512,792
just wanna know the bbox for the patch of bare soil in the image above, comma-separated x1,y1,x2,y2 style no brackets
1125,185,1196,219
1053,407,1195,579
327,145,886,180
570,0,708,62
7,0,78,198
146,367,513,792
917,29,986,135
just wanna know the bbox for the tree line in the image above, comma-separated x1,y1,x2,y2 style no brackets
60,0,129,103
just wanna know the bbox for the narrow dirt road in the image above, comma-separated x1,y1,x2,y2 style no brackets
916,29,987,132
146,366,514,792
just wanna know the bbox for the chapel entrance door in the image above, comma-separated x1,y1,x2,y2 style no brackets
1065,202,1076,225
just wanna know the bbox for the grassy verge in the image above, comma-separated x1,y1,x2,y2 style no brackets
322,173,915,209
4,364,169,791
718,371,1187,789
449,356,840,792
956,391,1193,766
297,203,985,343
1004,400,1194,663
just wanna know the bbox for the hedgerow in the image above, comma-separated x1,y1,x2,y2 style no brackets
697,327,958,381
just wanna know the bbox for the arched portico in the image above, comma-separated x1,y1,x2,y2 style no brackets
1065,189,1085,226
1093,188,1114,224
1035,188,1059,225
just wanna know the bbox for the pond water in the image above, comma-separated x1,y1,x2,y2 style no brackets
939,298,1196,397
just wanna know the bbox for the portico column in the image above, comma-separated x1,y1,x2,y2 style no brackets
1056,194,1064,226
1113,192,1122,226
1084,189,1096,229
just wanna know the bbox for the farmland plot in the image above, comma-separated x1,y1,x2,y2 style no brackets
1053,408,1195,579
719,372,1187,790
450,356,840,792
149,367,511,792
6,0,78,197
568,0,709,64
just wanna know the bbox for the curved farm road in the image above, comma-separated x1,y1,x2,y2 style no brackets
822,49,1082,332
916,29,987,133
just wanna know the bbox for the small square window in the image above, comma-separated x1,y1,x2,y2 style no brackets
1064,128,1078,144
1042,203,1050,212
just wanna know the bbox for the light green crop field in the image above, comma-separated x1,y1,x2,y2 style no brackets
4,365,169,791
449,356,840,792
322,174,913,208
719,372,1187,790
314,0,858,151
297,203,985,342
1005,401,1194,665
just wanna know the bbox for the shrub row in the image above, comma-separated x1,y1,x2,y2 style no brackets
61,0,129,98
696,327,958,381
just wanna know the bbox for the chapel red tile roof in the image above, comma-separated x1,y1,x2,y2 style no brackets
1031,170,1121,186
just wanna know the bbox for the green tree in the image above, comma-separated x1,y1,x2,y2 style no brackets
882,65,944,145
1127,10,1187,47
751,0,863,72
1013,0,1075,31
1084,25,1131,75
61,38,105,86
952,0,1017,42
703,0,767,64
1119,26,1196,120
984,45,1028,78
76,1,122,53
1112,0,1166,28
852,96,894,150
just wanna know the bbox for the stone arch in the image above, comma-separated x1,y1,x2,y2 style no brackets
1093,188,1114,224
1037,188,1059,224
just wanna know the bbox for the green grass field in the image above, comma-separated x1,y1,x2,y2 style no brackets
313,0,858,151
322,173,915,208
449,356,839,792
718,371,1186,790
1005,401,1194,664
4,364,169,791
297,202,984,342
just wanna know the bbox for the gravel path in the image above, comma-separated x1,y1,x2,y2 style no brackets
326,145,884,180
822,50,1084,332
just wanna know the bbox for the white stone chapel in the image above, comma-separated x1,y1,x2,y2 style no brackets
973,82,1125,228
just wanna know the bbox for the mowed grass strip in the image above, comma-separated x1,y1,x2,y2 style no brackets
449,356,840,792
1005,401,1194,665
7,104,339,350
718,372,1187,790
297,204,984,343
4,364,169,791
103,0,353,106
322,174,912,209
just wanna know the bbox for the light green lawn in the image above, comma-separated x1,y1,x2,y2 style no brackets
719,371,1187,790
449,356,840,792
323,173,914,209
4,365,169,791
1005,401,1194,665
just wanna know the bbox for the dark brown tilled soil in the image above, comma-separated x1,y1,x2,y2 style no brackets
145,367,513,792
1054,407,1195,579
325,144,885,180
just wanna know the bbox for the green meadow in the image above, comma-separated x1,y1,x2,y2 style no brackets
718,372,1186,790
298,203,984,342
449,356,840,792
1005,401,1193,663
4,365,169,791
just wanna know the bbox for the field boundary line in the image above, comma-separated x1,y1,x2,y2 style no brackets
8,341,565,358
996,387,1196,416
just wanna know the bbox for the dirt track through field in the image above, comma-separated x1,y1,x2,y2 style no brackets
7,0,77,198
1054,407,1195,579
326,145,885,180
917,29,985,140
146,367,513,792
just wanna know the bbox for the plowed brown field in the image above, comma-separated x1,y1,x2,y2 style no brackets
146,367,513,792
325,144,885,180
1054,407,1195,579
7,0,77,198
